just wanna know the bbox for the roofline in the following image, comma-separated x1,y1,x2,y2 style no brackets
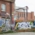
0,0,15,2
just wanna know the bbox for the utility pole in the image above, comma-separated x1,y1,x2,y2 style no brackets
26,6,28,21
24,6,28,21
23,7,26,21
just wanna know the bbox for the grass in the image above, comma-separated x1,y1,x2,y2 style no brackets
0,30,16,34
0,29,35,34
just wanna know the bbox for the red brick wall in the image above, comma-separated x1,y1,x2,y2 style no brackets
0,1,15,23
0,1,10,14
12,3,15,12
27,12,31,20
6,2,10,14
31,12,34,21
0,1,14,16
17,12,25,20
16,12,34,22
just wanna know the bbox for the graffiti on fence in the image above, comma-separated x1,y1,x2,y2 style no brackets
15,22,33,30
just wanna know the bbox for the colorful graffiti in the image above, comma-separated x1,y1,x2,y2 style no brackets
15,22,33,30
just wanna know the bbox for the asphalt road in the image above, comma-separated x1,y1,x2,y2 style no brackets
0,32,35,35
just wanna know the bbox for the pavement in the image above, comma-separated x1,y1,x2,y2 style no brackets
0,32,35,35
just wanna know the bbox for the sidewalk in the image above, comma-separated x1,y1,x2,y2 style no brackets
0,32,35,35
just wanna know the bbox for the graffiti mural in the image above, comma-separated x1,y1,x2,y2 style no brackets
15,22,33,30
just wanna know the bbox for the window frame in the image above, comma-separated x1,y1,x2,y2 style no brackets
1,3,6,12
1,1,6,12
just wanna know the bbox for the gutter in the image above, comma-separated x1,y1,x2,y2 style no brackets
10,2,12,24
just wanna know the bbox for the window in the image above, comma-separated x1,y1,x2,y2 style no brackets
22,13,23,17
22,12,25,18
1,4,6,12
18,13,19,18
20,13,21,17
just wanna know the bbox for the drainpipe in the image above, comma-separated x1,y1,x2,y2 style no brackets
10,2,14,31
10,2,12,30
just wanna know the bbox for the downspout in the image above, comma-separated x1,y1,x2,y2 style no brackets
10,2,12,30
10,2,14,30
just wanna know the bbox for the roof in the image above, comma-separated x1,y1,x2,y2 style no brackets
1,0,15,2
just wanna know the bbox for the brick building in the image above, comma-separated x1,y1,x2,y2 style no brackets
15,8,34,30
15,12,34,22
0,0,15,25
15,8,34,22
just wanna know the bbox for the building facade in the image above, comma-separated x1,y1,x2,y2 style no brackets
0,0,15,26
15,7,34,22
15,12,34,30
15,12,34,22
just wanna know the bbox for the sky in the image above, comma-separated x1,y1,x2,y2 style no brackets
15,0,35,16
